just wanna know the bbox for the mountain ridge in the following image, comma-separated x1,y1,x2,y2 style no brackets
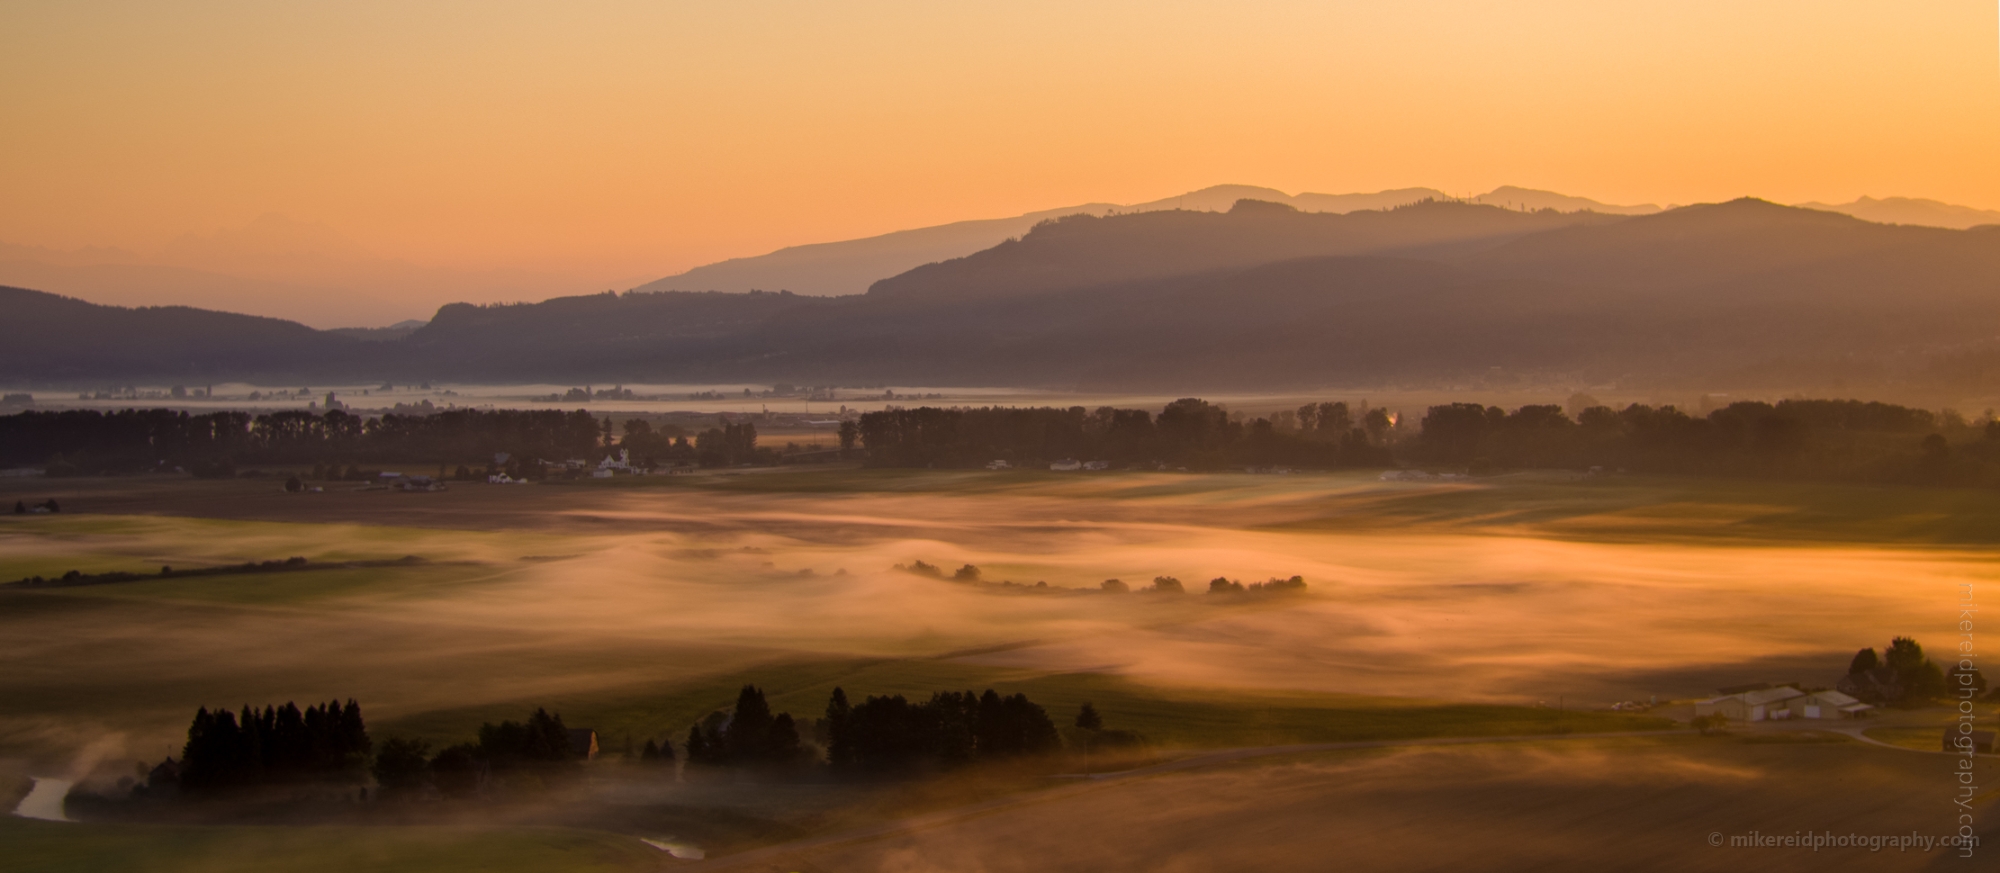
7,197,2000,398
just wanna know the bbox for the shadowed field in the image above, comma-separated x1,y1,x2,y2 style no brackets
733,737,2000,873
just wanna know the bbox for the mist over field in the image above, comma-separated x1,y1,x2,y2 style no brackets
10,1,2000,869
10,474,1981,749
6,469,1998,870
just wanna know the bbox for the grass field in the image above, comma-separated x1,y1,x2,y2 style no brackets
0,817,673,873
4,468,1995,869
766,735,2000,873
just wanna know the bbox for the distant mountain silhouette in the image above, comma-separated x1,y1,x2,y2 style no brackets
631,184,1656,298
1466,199,2000,305
8,198,2000,393
0,286,362,381
865,199,1616,303
631,202,1123,298
1792,195,2000,231
1471,186,1660,215
324,320,428,342
0,257,394,330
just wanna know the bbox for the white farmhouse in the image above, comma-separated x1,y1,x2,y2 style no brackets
596,449,636,476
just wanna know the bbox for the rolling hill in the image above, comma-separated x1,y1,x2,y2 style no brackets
628,184,1656,299
8,197,2000,394
0,286,364,382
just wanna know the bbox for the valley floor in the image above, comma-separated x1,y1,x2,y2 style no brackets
3,468,1997,869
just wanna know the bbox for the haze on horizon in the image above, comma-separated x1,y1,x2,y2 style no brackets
3,1,1998,325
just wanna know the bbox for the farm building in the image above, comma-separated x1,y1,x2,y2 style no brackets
1784,689,1872,719
1694,686,1804,722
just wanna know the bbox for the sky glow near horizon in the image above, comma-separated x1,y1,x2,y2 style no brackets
1,1,1996,285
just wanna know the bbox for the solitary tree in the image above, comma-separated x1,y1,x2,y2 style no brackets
1075,703,1102,732
724,685,776,763
825,687,854,769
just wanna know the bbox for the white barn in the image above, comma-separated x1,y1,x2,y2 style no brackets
1694,686,1803,722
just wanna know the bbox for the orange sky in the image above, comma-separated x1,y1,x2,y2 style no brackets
2,1,1997,285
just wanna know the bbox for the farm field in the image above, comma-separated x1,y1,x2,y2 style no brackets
4,468,1997,868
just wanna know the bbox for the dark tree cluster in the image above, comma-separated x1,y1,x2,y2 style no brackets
854,395,2000,486
178,700,370,793
618,419,693,466
691,422,766,468
1416,399,2000,484
1072,701,1144,751
372,707,583,799
857,398,1391,470
684,685,804,773
824,686,1060,775
899,564,1307,599
638,736,678,765
1837,637,1986,706
472,708,579,769
12,555,316,588
1,408,604,475
1205,575,1308,594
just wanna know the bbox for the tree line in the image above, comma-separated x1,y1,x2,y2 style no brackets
824,686,1061,774
856,396,2000,486
856,398,1392,470
375,707,588,797
0,407,794,476
1411,399,2000,484
1839,637,1988,707
900,561,1309,598
27,394,1974,485
1,408,606,475
678,684,1075,777
141,683,1122,803
173,700,372,793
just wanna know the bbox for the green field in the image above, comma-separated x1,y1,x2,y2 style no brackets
3,468,1993,869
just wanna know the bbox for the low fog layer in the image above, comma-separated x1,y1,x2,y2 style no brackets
0,474,1972,768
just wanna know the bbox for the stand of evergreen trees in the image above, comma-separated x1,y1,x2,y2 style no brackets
154,684,1098,804
823,686,1061,774
683,685,805,775
371,707,583,798
178,700,371,793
